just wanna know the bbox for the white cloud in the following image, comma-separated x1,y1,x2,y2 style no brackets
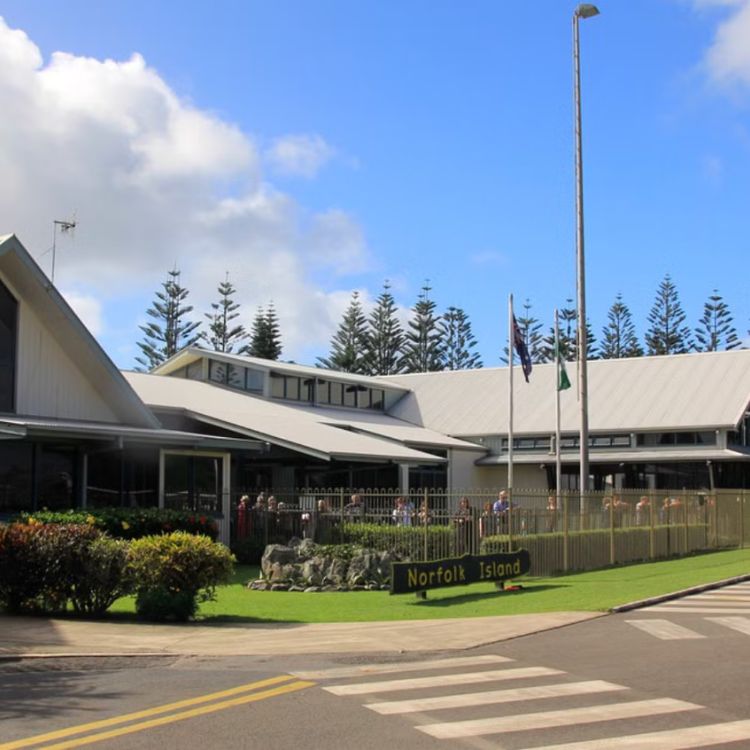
0,17,369,364
62,289,104,337
700,0,750,87
265,134,335,178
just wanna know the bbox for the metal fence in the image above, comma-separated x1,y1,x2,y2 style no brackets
225,487,750,576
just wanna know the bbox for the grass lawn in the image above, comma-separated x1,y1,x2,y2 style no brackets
107,547,750,624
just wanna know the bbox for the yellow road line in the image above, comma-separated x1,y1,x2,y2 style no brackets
0,675,301,750
37,681,314,750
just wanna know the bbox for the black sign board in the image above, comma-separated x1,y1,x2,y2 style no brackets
390,550,531,595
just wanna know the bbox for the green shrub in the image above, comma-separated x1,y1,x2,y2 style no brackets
332,522,455,560
134,588,198,622
0,524,50,613
68,536,133,616
128,532,234,621
17,508,219,541
0,522,108,614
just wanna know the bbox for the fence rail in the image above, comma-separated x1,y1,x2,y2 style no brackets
228,488,750,576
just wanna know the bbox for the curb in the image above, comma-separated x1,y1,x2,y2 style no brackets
610,573,750,613
0,652,174,661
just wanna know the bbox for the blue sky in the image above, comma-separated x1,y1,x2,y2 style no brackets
0,1,748,368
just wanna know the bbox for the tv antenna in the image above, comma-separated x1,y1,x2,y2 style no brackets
51,217,76,285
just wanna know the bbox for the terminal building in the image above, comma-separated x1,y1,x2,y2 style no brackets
1,232,749,537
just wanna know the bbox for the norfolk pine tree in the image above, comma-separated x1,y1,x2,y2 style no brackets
645,274,693,355
441,306,482,370
136,267,200,370
540,300,597,361
247,303,283,360
317,290,369,373
402,283,445,373
600,293,643,359
365,281,404,375
694,290,740,352
202,273,247,353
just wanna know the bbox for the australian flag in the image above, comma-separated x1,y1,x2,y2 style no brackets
513,315,533,383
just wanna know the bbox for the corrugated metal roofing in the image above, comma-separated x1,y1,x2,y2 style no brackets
475,447,750,465
153,348,409,392
125,373,448,463
385,350,750,436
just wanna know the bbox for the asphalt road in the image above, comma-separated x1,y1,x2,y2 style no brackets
4,583,750,749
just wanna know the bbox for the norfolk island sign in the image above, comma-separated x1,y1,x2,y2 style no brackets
390,550,531,595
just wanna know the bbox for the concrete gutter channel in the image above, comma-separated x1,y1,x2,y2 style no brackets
1,574,748,662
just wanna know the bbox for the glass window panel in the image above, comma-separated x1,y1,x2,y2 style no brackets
245,369,264,393
270,373,284,398
675,432,695,445
37,445,77,511
208,360,227,384
357,388,371,409
329,381,343,406
316,380,330,405
0,279,17,413
370,389,384,410
344,385,357,407
696,431,715,445
0,442,32,512
228,365,245,389
186,360,203,380
287,377,301,401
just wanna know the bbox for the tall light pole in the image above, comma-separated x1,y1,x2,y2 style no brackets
573,3,599,502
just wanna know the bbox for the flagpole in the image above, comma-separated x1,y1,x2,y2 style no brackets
555,309,562,502
507,294,514,495
508,294,514,551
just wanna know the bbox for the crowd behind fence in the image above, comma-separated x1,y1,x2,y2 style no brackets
225,487,750,576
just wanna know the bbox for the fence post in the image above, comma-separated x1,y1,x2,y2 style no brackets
683,495,689,553
741,492,745,550
508,489,514,553
609,495,615,566
563,490,569,572
423,488,429,562
649,492,655,561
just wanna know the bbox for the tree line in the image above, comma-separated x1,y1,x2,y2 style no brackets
135,269,744,374
135,269,281,371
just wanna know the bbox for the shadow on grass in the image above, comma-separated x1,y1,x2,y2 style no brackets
412,583,567,608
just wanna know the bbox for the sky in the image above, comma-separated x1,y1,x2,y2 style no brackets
0,0,749,369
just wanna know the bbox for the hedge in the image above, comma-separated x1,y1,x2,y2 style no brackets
16,507,219,541
331,522,456,560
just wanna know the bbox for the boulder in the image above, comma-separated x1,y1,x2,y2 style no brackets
261,544,297,577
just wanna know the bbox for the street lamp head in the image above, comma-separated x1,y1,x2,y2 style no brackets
575,4,600,19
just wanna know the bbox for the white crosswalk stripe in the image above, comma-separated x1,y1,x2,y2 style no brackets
528,720,750,749
292,654,511,680
625,619,705,639
317,653,749,748
324,666,564,695
647,606,750,614
416,698,700,739
366,679,627,714
706,616,750,635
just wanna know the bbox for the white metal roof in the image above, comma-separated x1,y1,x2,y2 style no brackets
125,372,447,464
386,350,750,436
153,348,409,393
0,416,262,450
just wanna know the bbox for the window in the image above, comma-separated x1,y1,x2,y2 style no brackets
329,381,343,406
316,379,331,405
245,369,264,393
637,432,716,447
370,389,384,411
270,372,284,398
186,360,203,380
0,279,18,412
227,365,244,389
208,360,227,384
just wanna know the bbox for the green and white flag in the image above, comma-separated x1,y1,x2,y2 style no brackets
557,344,571,391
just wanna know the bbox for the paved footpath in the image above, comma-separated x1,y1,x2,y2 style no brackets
0,611,601,657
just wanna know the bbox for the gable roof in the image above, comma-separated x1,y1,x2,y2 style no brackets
0,234,159,428
125,372,450,463
385,350,750,436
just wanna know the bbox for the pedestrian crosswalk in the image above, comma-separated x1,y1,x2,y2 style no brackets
294,653,750,748
625,582,750,640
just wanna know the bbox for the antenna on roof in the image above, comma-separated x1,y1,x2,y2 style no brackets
51,216,76,285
